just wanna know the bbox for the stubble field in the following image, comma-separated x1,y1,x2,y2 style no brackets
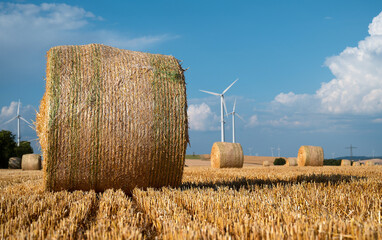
1,166,381,239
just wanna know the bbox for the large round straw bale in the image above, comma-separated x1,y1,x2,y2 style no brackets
297,146,324,166
286,157,297,166
365,161,375,166
341,159,351,166
36,44,188,192
8,157,21,169
263,161,270,167
210,142,243,168
352,162,361,166
22,154,42,170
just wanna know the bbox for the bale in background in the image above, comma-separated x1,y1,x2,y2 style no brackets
22,154,42,170
341,159,351,166
263,161,270,167
8,157,21,169
352,162,361,166
286,158,297,166
36,44,188,192
199,154,211,160
297,146,324,166
211,142,243,168
366,161,375,166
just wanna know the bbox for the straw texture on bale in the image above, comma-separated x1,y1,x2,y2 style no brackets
341,159,352,166
8,157,21,169
352,162,361,166
263,161,270,167
22,154,42,170
210,142,243,168
297,146,324,166
36,44,188,192
286,157,297,166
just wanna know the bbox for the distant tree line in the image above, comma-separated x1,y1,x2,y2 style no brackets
0,130,33,168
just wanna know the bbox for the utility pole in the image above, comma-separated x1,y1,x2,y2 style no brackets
346,144,357,160
277,146,280,157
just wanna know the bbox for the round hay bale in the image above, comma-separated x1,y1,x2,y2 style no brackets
352,162,361,166
210,142,244,168
22,154,42,170
199,154,211,160
365,161,375,166
341,159,351,166
286,157,297,166
36,44,188,192
8,157,21,169
297,146,324,166
263,161,270,167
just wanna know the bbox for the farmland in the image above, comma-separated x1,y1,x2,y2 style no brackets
1,166,381,239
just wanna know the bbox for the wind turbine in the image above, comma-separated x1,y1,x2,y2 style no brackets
2,100,32,146
200,79,238,142
227,98,244,143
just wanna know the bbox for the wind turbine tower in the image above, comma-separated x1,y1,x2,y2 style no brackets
200,79,238,142
271,147,274,157
227,98,244,143
2,100,32,146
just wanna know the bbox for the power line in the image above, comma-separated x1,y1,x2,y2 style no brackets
345,144,357,160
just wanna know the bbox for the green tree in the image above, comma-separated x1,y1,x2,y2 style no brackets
14,141,33,158
273,157,286,165
0,130,16,168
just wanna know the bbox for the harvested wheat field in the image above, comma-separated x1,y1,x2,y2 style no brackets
1,166,382,239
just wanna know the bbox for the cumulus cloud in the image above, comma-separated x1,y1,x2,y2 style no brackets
0,2,175,49
274,11,382,115
0,101,35,125
246,115,259,127
187,103,219,131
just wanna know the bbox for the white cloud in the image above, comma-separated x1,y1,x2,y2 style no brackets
267,116,304,127
187,103,219,131
246,115,259,127
0,2,176,51
274,11,382,115
0,101,35,125
0,101,18,118
372,118,382,123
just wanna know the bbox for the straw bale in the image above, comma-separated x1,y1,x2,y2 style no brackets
22,154,42,170
199,154,211,160
286,157,297,166
36,44,188,192
341,159,351,166
263,161,270,167
352,162,361,166
8,157,21,169
297,146,324,166
365,161,375,166
210,142,243,168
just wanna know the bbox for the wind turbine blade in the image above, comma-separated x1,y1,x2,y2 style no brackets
200,90,221,96
233,98,236,112
236,113,245,122
222,78,238,95
2,116,17,125
222,97,228,116
226,112,233,117
20,117,31,125
17,99,20,115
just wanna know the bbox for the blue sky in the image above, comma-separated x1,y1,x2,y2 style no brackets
0,0,382,158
